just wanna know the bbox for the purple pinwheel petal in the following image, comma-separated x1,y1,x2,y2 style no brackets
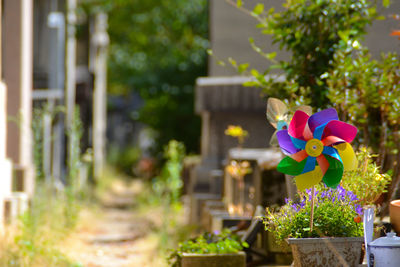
321,120,358,143
308,108,338,132
277,130,299,154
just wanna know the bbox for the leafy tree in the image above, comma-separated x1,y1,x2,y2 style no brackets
226,0,383,108
81,0,209,154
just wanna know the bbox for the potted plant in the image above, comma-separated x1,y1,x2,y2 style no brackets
168,229,248,267
264,186,364,267
264,103,365,266
340,147,392,207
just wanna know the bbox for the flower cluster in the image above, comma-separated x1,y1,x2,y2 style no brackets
225,160,252,180
288,185,363,215
264,186,363,243
224,125,248,145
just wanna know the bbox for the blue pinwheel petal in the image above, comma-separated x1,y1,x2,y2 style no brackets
290,136,306,149
313,122,328,140
322,146,342,163
301,156,316,174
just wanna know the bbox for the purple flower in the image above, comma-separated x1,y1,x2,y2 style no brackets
355,205,363,215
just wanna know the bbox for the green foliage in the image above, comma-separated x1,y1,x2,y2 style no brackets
0,184,82,267
326,47,400,198
263,187,363,245
107,145,141,176
168,229,248,267
231,0,382,108
80,0,208,154
150,140,185,249
341,147,392,206
152,140,185,205
66,108,84,192
32,105,65,181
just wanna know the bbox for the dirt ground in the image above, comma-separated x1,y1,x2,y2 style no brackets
61,179,170,267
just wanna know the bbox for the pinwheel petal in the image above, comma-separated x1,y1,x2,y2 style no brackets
322,146,341,162
334,142,357,171
277,130,298,154
322,136,346,146
269,130,279,147
317,155,329,175
322,155,344,188
294,105,312,115
302,156,316,173
267,98,288,128
308,108,338,132
290,136,306,149
313,122,328,140
322,120,357,143
288,110,309,139
277,156,307,176
290,150,308,162
294,166,323,192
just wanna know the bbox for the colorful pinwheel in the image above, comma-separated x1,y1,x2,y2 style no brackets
276,108,358,191
266,98,312,146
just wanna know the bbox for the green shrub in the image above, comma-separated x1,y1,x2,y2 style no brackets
264,186,363,245
341,147,392,206
168,229,248,267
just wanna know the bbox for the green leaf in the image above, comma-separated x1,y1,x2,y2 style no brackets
383,0,390,8
252,3,264,15
228,57,237,67
237,0,243,7
266,52,277,60
238,63,249,73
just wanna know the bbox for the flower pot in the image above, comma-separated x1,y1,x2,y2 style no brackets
180,252,246,267
287,237,364,267
389,199,400,235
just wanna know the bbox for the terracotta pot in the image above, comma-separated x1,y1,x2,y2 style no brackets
180,252,246,267
389,199,400,235
287,237,364,267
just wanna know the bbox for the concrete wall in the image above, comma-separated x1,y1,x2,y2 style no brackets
209,0,400,76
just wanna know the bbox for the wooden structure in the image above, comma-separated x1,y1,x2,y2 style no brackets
224,148,285,216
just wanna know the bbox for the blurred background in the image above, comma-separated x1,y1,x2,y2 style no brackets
0,0,400,266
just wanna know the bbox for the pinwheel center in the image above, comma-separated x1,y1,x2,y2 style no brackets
305,139,324,157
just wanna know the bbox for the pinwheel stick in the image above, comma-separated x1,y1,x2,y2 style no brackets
310,186,315,232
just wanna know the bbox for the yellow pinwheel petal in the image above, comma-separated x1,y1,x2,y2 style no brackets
334,142,357,171
294,166,323,192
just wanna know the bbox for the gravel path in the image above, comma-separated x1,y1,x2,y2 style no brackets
61,180,168,267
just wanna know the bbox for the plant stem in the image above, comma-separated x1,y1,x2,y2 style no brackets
310,186,315,233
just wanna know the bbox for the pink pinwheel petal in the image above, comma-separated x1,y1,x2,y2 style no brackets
308,108,338,132
322,120,357,143
322,136,346,146
288,110,309,139
290,150,308,162
317,155,329,176
277,130,298,155
303,123,313,141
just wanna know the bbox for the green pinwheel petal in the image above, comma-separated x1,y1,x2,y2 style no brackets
277,156,307,176
322,155,344,188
